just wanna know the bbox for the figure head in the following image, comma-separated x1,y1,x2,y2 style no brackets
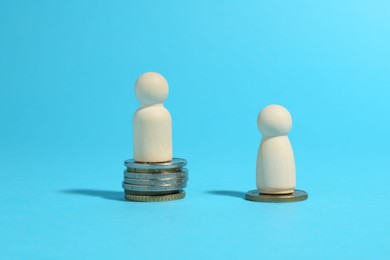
135,72,169,106
257,104,292,137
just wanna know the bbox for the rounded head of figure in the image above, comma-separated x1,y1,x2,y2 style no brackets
135,72,169,106
257,104,292,137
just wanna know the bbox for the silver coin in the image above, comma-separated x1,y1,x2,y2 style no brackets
125,189,179,196
245,189,308,203
122,182,187,192
124,176,188,185
124,158,187,172
124,191,185,202
127,167,181,173
124,169,188,179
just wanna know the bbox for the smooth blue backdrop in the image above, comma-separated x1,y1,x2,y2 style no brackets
1,0,390,259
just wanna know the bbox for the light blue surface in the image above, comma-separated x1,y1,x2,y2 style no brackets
1,1,390,259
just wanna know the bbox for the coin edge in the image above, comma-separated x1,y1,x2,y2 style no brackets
245,189,308,203
124,191,186,202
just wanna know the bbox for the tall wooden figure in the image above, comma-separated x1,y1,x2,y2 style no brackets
256,104,296,194
133,72,172,163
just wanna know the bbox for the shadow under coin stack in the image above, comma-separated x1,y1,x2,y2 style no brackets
122,158,188,202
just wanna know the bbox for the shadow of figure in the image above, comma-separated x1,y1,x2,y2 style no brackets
207,190,246,199
62,189,124,202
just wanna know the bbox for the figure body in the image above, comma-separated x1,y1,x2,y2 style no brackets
133,72,173,163
256,105,296,194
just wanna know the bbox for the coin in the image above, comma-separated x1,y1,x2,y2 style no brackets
125,189,178,196
124,176,188,185
245,189,308,203
124,191,185,202
122,182,186,192
124,169,188,179
124,158,187,172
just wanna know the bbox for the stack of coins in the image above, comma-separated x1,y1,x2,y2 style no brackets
122,158,188,202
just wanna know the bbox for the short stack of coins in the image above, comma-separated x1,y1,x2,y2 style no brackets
123,158,188,202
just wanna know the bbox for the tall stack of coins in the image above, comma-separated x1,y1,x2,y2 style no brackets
122,158,188,202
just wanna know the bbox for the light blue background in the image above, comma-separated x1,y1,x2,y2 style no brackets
1,0,390,259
